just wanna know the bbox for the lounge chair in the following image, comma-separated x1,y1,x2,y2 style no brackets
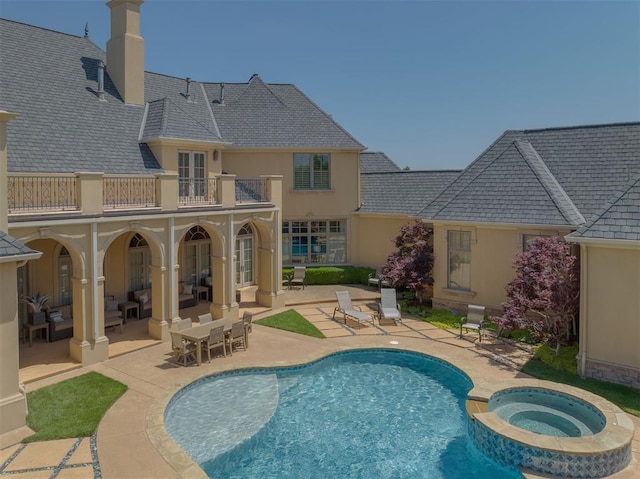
378,288,401,325
226,321,246,355
170,331,196,366
198,313,213,324
290,266,307,290
202,325,226,362
459,304,485,342
333,291,374,329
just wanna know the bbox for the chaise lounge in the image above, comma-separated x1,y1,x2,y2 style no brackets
333,291,374,329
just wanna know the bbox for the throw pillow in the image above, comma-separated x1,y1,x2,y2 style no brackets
139,293,149,304
204,276,213,286
106,299,119,312
182,284,192,295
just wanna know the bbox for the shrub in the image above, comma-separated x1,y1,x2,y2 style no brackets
283,266,374,285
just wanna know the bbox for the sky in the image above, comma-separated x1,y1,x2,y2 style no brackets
1,0,638,170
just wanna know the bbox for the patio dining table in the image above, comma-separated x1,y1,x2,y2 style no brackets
179,317,243,366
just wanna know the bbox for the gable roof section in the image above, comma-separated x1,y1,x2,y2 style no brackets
420,123,640,226
567,172,640,242
360,152,401,173
0,18,161,174
359,170,461,215
141,73,225,144
204,75,364,149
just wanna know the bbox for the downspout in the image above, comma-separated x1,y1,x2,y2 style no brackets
92,221,99,341
229,213,235,306
169,216,176,318
579,243,588,377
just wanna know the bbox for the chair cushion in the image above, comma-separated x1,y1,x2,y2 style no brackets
139,293,149,304
106,299,119,312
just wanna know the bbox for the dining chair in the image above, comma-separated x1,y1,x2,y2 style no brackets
203,325,226,362
198,313,213,324
170,331,196,366
226,321,246,355
243,311,253,333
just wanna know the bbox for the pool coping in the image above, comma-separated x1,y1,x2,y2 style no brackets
467,379,635,455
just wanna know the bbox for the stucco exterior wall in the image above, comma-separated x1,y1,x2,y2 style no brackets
221,150,360,219
432,223,571,311
351,214,415,268
578,244,640,388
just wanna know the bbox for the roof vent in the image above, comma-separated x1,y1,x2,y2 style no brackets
84,22,89,38
185,77,192,102
97,60,106,101
220,83,225,105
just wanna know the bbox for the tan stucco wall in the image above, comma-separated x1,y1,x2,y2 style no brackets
432,223,571,311
580,244,640,372
351,214,415,268
221,150,360,219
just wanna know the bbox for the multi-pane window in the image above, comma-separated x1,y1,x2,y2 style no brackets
128,234,150,291
293,153,330,189
178,151,206,198
448,230,471,290
183,226,211,285
282,220,346,264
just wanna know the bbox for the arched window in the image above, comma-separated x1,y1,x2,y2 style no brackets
235,224,254,286
183,226,211,285
129,234,151,291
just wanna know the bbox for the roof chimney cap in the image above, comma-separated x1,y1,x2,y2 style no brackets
97,60,106,101
84,21,89,38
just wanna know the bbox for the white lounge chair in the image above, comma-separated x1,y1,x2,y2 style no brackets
333,291,374,329
459,304,485,342
379,288,401,325
367,268,390,290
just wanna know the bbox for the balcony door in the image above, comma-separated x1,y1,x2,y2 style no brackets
235,224,254,287
178,151,206,200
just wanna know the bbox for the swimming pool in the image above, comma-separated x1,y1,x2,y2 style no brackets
164,349,520,478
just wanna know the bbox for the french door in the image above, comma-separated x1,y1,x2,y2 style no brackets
178,151,206,200
235,235,254,287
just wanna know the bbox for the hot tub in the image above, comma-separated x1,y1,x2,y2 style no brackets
466,380,634,478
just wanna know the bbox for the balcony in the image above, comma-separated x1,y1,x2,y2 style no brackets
7,173,281,219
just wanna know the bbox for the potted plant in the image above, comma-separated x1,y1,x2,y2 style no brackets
23,292,50,325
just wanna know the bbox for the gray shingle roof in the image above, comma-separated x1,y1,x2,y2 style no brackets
359,170,461,215
360,152,401,173
567,171,640,242
420,123,640,226
0,19,161,174
204,75,364,149
1,19,363,176
0,231,39,258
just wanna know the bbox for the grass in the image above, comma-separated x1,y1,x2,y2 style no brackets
255,309,325,338
522,344,640,417
25,371,127,442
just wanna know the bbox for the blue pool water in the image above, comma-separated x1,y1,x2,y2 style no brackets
165,349,520,478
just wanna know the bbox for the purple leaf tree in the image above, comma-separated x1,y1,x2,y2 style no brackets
381,220,434,300
493,236,579,355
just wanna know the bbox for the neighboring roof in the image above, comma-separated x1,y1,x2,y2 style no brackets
0,231,39,258
360,152,401,173
359,170,461,215
0,18,161,174
204,75,364,149
567,172,640,242
420,123,640,227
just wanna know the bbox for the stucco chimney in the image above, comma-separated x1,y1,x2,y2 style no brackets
106,0,145,106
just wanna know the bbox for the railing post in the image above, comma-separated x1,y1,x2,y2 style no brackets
217,174,236,207
157,173,178,210
262,175,283,208
76,172,104,215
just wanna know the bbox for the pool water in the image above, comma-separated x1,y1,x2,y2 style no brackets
165,350,520,479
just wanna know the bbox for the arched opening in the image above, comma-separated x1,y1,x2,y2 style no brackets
235,223,254,287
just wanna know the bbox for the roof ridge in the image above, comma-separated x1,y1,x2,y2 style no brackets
569,170,640,238
514,140,585,225
0,17,83,39
520,121,640,133
200,83,223,139
165,97,222,139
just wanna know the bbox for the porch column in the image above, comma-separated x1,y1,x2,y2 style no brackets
69,276,108,366
209,253,229,319
147,264,169,341
255,246,286,309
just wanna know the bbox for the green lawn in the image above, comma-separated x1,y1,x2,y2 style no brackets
255,309,325,338
25,371,127,442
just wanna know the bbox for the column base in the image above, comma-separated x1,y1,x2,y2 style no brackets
256,288,286,309
211,303,239,321
69,336,109,366
0,393,27,435
148,317,168,341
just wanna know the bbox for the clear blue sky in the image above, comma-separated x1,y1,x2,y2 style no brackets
1,0,638,170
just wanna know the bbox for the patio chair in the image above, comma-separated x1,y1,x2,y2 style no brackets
198,313,213,324
203,325,226,362
243,311,253,333
378,288,402,325
333,291,374,329
367,268,390,290
290,266,307,290
226,321,246,355
172,317,192,331
459,304,486,342
170,331,196,366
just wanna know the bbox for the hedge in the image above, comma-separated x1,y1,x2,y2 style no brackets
282,266,374,285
